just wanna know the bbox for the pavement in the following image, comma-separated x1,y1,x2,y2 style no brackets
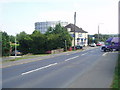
2,46,118,88
1,46,97,68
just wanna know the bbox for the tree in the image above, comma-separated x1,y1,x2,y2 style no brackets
17,31,30,54
9,35,15,43
1,31,10,56
30,30,46,54
18,34,32,54
16,31,27,42
45,23,72,50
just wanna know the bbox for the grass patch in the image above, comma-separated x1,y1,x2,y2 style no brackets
2,54,50,63
111,52,120,88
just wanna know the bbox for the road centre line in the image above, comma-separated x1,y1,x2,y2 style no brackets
81,52,88,56
65,56,79,61
21,63,58,75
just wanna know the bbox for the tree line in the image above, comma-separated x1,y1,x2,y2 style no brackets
1,24,73,56
1,23,118,56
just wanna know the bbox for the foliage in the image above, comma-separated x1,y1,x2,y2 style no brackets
1,31,10,56
45,23,72,51
30,30,46,54
9,35,15,43
18,24,72,54
18,30,46,54
16,31,27,41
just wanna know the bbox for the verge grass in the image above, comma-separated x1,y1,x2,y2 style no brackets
111,52,120,89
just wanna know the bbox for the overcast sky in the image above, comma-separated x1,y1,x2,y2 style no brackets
0,0,119,35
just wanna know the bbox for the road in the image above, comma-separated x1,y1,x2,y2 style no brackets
2,47,118,88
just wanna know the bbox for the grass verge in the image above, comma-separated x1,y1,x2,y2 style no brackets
2,54,50,63
111,52,120,88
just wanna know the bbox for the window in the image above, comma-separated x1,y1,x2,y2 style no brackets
79,34,82,37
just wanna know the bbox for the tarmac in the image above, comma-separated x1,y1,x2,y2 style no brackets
1,46,98,68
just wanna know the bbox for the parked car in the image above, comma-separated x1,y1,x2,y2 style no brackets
96,42,104,46
72,45,83,50
76,45,83,49
90,43,96,47
11,50,22,56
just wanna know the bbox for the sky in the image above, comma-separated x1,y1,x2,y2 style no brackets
0,0,119,35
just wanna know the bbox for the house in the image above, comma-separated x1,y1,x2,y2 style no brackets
65,23,88,46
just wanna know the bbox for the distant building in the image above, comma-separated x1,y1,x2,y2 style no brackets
35,21,68,34
65,23,88,46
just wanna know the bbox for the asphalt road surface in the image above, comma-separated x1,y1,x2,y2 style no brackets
2,47,118,88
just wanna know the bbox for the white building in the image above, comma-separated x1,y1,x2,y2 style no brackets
65,23,88,46
35,21,68,34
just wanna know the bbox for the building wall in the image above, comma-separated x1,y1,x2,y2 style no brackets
68,29,88,46
35,21,68,34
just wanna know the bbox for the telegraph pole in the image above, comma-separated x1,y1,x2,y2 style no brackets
74,12,76,50
98,23,103,43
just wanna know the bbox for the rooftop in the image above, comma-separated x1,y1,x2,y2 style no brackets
65,23,88,33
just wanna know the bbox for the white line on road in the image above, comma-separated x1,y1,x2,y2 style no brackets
65,56,79,61
102,52,108,56
21,63,58,75
81,52,88,56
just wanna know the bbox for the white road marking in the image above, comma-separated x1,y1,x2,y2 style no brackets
21,63,58,75
81,52,88,56
65,56,79,61
67,54,70,55
102,52,108,56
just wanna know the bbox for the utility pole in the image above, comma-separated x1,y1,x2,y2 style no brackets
74,12,76,50
98,23,103,43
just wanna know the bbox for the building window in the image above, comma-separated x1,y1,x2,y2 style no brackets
79,34,82,37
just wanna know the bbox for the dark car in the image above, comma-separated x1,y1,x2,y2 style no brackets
72,45,83,50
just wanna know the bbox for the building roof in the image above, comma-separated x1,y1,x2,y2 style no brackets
65,23,88,33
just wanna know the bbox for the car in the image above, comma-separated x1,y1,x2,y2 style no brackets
11,50,22,56
90,43,96,47
96,42,104,46
72,45,83,50
76,45,83,49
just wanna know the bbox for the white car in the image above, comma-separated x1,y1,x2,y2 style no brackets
90,43,96,47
